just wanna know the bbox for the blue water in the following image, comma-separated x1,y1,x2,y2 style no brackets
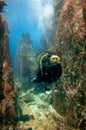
4,0,54,65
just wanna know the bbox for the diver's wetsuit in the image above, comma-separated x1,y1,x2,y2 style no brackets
36,63,62,83
33,53,62,83
34,53,62,83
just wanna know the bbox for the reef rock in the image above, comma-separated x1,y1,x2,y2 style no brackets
0,4,16,129
53,0,86,129
37,28,56,53
18,90,64,130
14,33,38,92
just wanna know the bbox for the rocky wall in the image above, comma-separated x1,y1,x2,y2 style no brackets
0,12,17,129
54,0,86,129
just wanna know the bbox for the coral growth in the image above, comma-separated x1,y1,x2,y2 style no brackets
0,5,16,129
54,0,86,129
16,90,64,130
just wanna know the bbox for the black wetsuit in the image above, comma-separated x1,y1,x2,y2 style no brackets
35,54,62,83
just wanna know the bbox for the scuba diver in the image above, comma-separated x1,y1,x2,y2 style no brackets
31,50,62,84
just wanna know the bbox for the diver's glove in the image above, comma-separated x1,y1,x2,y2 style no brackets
31,77,37,82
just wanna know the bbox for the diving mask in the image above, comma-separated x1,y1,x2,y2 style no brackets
50,55,61,63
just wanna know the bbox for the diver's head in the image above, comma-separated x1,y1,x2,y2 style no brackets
50,55,61,63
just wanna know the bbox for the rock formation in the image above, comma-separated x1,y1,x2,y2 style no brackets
53,0,86,129
0,1,17,129
37,27,56,53
14,33,38,92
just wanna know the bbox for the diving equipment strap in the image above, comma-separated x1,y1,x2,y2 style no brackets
40,53,48,76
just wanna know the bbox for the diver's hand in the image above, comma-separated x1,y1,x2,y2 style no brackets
31,77,36,82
